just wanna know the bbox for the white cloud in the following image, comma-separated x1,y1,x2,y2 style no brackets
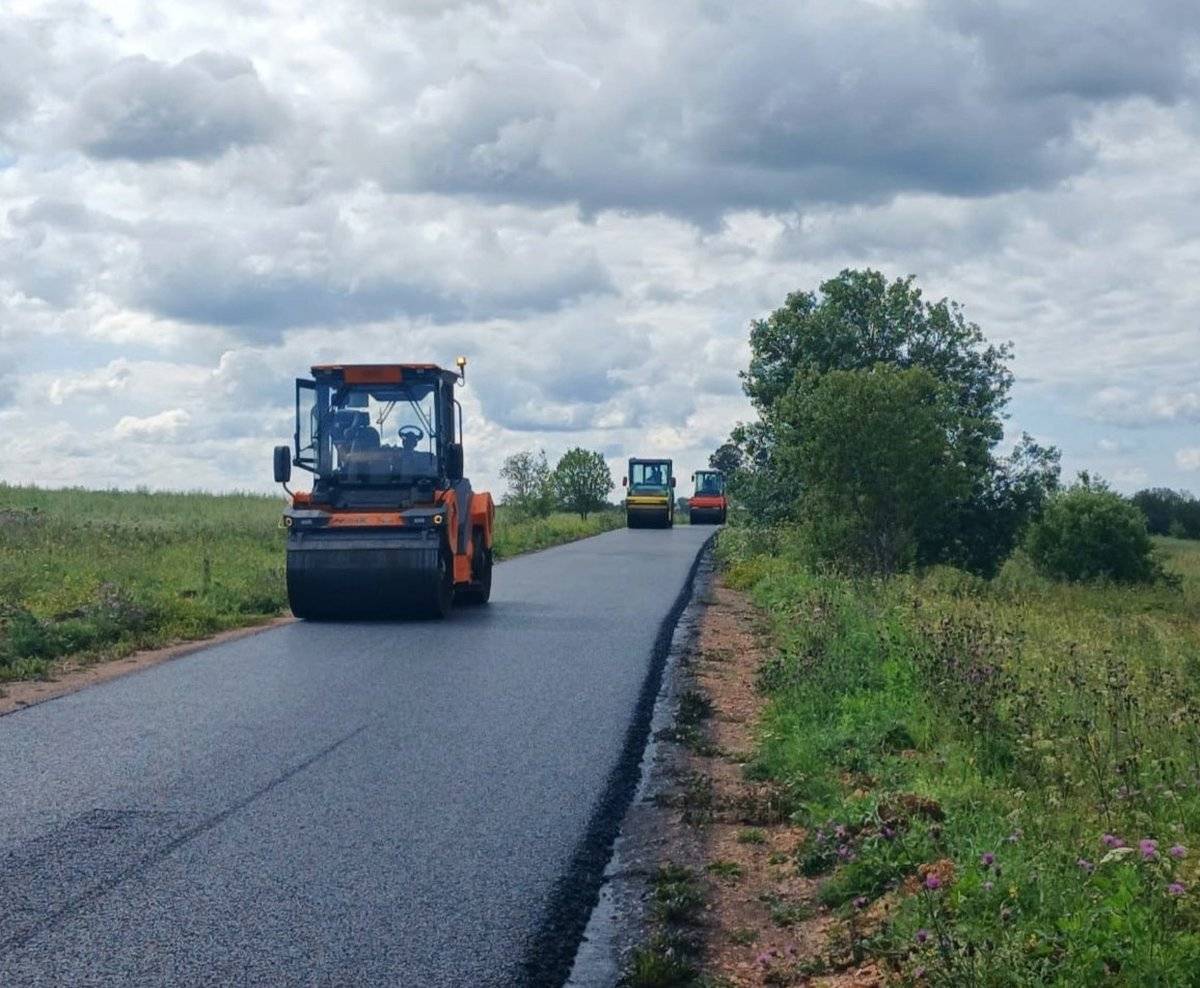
0,0,1198,495
113,408,191,442
49,359,132,404
1177,448,1200,472
69,51,287,161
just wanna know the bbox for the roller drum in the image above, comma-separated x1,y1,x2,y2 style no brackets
286,529,451,619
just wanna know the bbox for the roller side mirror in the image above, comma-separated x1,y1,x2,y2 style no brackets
446,443,465,481
273,445,292,484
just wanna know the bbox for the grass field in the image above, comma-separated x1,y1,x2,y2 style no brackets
718,529,1200,985
0,485,622,683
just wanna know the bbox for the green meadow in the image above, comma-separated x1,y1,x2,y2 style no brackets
0,484,622,682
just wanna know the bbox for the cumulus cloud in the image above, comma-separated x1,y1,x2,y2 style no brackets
1087,387,1200,427
363,0,1200,219
1,0,1199,494
49,360,132,404
123,197,613,335
113,408,192,442
70,51,286,161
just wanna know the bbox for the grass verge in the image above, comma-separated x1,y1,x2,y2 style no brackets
717,527,1200,985
0,484,622,682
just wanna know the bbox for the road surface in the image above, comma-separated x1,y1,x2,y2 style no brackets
0,525,713,987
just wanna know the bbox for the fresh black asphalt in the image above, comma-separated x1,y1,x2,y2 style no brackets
0,525,714,987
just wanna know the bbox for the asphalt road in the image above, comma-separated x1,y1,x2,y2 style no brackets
0,524,714,987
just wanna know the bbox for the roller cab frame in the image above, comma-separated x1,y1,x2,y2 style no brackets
623,457,675,529
273,360,494,619
688,469,727,525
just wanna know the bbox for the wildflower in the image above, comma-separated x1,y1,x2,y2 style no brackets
1168,882,1186,897
1169,845,1187,860
1139,839,1158,861
924,874,941,891
980,852,995,869
1102,833,1124,849
915,929,930,944
837,845,855,861
914,967,927,979
1077,858,1094,874
835,825,848,840
854,896,869,910
756,951,772,966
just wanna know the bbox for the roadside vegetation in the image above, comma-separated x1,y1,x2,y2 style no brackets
0,484,621,683
717,530,1200,984
671,268,1200,983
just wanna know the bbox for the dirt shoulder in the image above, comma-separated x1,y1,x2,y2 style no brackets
0,617,294,717
626,576,880,987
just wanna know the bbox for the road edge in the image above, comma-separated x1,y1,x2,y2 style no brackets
0,617,296,718
0,522,628,718
523,530,718,987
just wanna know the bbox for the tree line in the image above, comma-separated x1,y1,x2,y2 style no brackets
500,447,613,520
711,268,1179,584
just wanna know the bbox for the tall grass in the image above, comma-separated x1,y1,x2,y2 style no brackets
719,529,1200,985
0,485,622,681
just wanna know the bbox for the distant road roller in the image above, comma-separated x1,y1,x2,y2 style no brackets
622,457,675,528
273,360,494,619
688,469,727,525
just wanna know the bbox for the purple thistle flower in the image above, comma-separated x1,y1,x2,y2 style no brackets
1169,844,1187,860
854,896,869,910
1102,833,1124,849
756,951,772,966
914,967,927,979
835,824,848,840
1168,882,1187,897
924,874,942,891
980,852,995,869
915,928,930,944
1140,839,1159,861
1077,858,1094,874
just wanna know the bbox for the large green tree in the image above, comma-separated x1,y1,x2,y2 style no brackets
553,448,613,519
725,269,1059,574
778,365,971,574
708,442,744,476
499,449,556,519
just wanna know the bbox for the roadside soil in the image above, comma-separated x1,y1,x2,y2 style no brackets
0,617,294,717
651,578,882,987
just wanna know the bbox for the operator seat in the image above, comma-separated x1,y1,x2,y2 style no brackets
348,425,382,481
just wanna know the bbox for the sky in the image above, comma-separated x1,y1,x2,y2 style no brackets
1,0,1199,499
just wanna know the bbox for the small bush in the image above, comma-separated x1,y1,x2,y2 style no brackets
1025,484,1163,584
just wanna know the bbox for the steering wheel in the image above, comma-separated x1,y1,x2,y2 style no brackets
398,425,424,444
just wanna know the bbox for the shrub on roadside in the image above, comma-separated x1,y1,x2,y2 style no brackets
1025,481,1164,584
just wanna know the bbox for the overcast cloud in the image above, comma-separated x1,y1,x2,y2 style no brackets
2,0,1199,495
